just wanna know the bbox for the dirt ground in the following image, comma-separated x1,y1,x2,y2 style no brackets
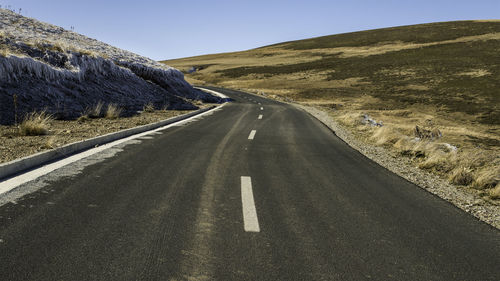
0,109,204,164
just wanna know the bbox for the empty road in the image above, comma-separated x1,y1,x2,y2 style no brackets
0,87,499,280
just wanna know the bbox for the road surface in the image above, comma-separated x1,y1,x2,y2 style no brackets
0,87,499,280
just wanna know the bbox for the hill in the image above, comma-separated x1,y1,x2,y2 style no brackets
164,20,500,197
0,8,220,125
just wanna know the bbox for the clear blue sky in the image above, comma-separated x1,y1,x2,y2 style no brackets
1,0,499,60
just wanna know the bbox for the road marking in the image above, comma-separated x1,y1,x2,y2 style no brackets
258,114,263,119
260,107,263,110
258,102,261,105
248,130,256,140
0,105,227,197
241,176,260,232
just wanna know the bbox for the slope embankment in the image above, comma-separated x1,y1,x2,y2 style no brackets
0,8,220,125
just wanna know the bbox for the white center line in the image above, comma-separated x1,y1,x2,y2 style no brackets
258,114,263,120
260,107,263,110
241,176,260,232
248,130,256,140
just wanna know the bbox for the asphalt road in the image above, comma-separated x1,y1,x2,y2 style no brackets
0,87,499,280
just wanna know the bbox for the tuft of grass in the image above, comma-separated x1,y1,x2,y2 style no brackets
105,103,122,119
77,114,90,123
19,111,53,136
143,102,155,113
418,152,456,173
87,101,104,118
42,137,56,149
490,183,500,200
48,41,69,53
336,112,362,127
78,48,98,57
473,167,500,189
0,45,9,57
371,127,401,146
449,166,475,186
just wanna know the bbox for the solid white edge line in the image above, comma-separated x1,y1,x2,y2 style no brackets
248,130,257,140
0,104,226,195
194,87,230,99
241,176,260,232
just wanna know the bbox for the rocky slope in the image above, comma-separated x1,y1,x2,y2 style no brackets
0,9,220,124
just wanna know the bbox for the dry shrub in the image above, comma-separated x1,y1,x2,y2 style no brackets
49,41,69,53
371,126,401,146
414,125,442,140
449,166,475,186
19,111,53,136
42,137,56,149
88,101,104,118
490,183,500,199
459,150,491,169
336,112,362,126
78,48,98,57
0,46,9,57
393,136,414,152
143,102,155,113
105,103,122,119
418,152,456,173
473,166,500,189
77,114,90,123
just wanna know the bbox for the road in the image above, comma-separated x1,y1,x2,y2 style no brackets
0,87,499,280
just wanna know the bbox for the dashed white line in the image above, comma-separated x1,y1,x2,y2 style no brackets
258,114,263,120
248,130,257,140
240,176,260,232
260,107,263,111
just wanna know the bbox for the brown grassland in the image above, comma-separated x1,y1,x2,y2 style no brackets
164,20,500,200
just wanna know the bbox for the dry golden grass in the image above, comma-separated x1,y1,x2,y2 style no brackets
418,152,456,173
335,112,362,127
142,102,155,113
457,69,491,77
473,166,500,189
165,21,500,198
490,183,500,199
319,32,500,58
42,137,56,149
19,111,53,136
77,48,98,57
105,103,122,119
77,114,90,123
449,166,475,186
371,127,402,146
0,46,9,57
87,101,104,118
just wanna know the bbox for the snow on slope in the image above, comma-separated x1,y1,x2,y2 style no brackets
0,9,220,124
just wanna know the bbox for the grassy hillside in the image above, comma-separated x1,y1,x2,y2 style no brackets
164,20,500,197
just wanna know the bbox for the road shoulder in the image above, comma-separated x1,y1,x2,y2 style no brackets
296,104,500,230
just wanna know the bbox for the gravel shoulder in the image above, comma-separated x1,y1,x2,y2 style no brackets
297,104,500,230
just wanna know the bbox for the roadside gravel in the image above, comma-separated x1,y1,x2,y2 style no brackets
297,104,500,230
